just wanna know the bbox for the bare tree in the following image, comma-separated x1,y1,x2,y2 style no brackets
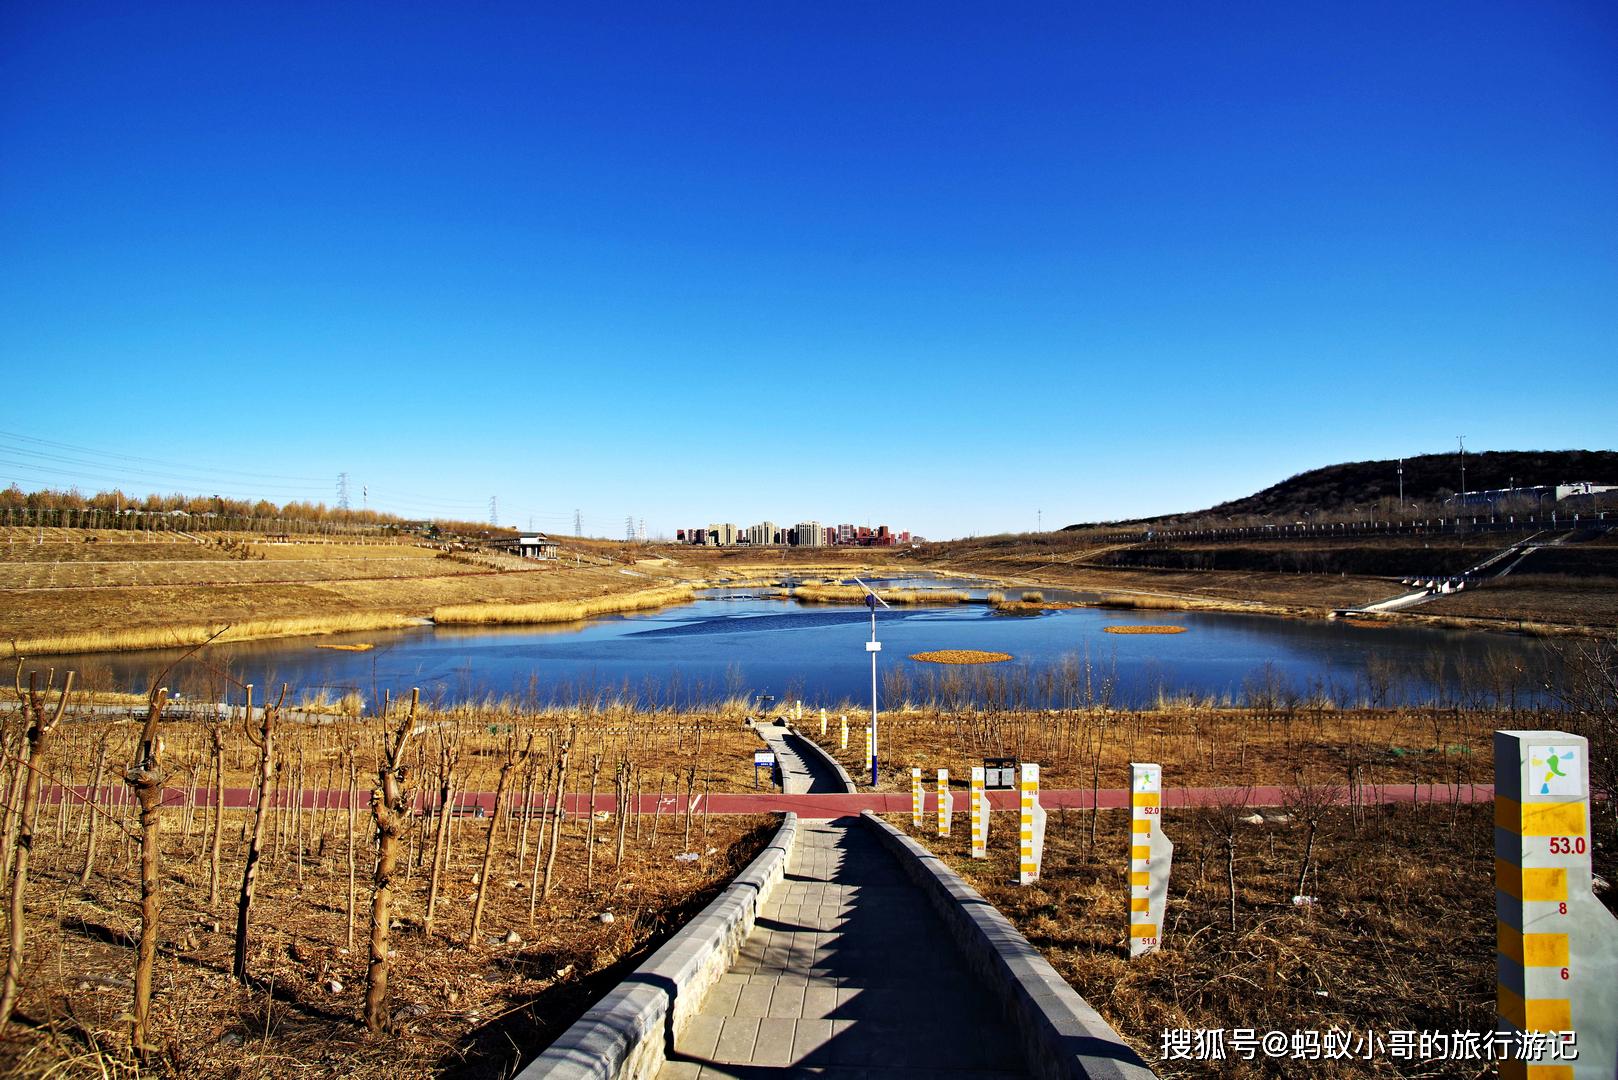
540,732,573,905
1280,770,1342,902
0,665,75,1031
234,684,276,982
126,685,171,1058
78,728,112,886
423,722,461,938
467,731,533,945
1546,635,1617,841
364,688,420,1033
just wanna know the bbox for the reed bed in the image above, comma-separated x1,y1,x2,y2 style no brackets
1102,625,1187,635
432,583,695,626
3,612,422,658
909,650,1013,664
790,585,970,605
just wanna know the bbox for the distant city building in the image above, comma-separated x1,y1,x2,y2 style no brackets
679,517,912,545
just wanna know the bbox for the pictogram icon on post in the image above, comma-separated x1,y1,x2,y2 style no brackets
970,766,990,859
1019,763,1045,885
936,769,954,837
911,768,924,829
1494,730,1618,1079
1129,762,1173,958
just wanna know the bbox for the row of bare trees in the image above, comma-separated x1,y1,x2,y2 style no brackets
0,664,727,1061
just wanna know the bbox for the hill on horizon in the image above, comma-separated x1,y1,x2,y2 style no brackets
1064,449,1618,529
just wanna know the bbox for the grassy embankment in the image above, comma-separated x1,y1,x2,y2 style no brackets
909,528,1618,633
0,530,697,657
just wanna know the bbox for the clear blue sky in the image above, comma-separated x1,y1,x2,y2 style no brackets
3,3,1614,538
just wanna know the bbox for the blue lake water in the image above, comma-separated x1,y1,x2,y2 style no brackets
72,579,1553,710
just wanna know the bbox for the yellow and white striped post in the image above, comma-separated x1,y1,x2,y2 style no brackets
863,725,873,765
936,769,953,837
839,715,849,751
911,768,925,829
1129,762,1173,958
794,700,802,721
1495,730,1618,1079
970,766,990,859
819,708,827,737
1018,763,1045,886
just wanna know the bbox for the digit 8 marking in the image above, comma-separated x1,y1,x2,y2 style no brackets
1559,902,1568,915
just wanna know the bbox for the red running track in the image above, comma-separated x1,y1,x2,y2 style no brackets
43,783,1494,820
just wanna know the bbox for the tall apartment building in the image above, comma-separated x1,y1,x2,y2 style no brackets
708,523,737,546
794,520,823,547
746,521,778,546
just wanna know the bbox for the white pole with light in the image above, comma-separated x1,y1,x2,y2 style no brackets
853,578,890,787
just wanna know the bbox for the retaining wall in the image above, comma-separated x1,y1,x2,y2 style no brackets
516,813,799,1080
860,811,1156,1080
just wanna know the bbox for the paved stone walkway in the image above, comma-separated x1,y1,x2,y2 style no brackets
657,817,1029,1078
751,721,854,795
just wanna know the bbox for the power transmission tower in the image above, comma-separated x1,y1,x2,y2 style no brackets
638,518,646,543
574,509,582,537
337,473,350,511
1457,435,1467,498
625,515,635,541
489,496,498,527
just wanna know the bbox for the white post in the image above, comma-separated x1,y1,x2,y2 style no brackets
1019,764,1045,886
1494,731,1618,1077
936,769,953,837
840,715,849,751
970,766,990,858
819,708,827,737
1129,762,1173,958
911,768,924,829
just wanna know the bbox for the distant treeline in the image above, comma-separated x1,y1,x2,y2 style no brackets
0,485,511,538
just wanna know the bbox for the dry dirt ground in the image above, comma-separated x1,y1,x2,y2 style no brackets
0,804,773,1079
896,802,1616,1078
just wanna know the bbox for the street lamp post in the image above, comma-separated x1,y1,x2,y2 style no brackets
856,581,890,787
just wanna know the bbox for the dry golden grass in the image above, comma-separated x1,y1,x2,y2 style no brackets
1102,625,1188,635
790,585,969,605
4,612,423,659
899,804,1518,1078
813,705,1502,792
908,650,1014,664
313,642,375,651
432,584,696,626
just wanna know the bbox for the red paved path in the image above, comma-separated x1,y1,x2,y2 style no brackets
45,783,1494,819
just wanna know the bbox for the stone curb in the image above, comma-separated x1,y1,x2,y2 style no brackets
516,813,799,1080
782,726,859,793
860,811,1156,1080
